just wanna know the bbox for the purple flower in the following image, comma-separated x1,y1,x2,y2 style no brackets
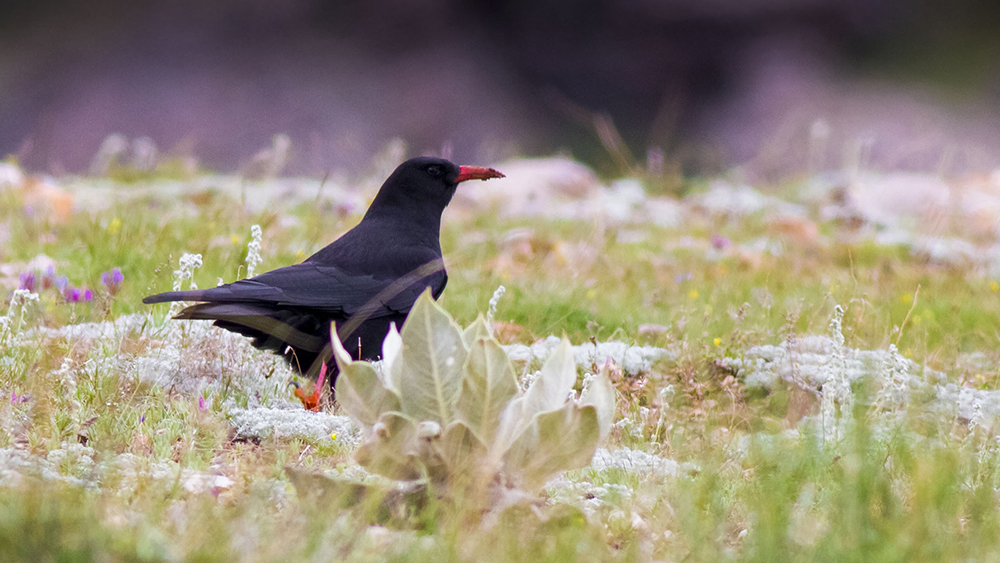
64,287,81,302
18,271,36,292
711,235,731,250
198,397,207,411
100,267,124,294
10,391,28,405
140,414,146,423
59,280,92,304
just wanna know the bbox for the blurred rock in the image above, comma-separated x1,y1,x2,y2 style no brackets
453,159,688,227
601,179,647,222
642,197,684,229
453,157,600,216
823,171,1000,241
66,175,366,216
766,216,821,247
955,171,1000,239
689,180,806,218
841,173,951,231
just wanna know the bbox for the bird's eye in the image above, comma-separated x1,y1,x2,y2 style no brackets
426,165,443,177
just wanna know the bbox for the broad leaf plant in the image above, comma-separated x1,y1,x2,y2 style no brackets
331,290,616,497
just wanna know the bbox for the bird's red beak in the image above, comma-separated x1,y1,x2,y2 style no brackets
455,165,505,183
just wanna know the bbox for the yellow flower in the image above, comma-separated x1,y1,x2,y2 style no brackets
587,289,596,299
688,289,699,300
330,433,337,440
713,338,721,346
107,217,121,235
231,234,240,245
900,293,913,304
991,281,999,292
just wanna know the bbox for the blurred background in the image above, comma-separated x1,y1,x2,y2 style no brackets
2,0,1000,181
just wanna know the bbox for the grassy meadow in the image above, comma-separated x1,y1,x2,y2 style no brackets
1,158,1000,562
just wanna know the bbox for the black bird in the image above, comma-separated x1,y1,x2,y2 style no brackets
144,157,504,406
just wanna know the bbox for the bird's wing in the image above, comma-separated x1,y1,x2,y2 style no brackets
143,259,447,317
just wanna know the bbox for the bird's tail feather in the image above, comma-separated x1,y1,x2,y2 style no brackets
142,289,211,304
174,302,327,353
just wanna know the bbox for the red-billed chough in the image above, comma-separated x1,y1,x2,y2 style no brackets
143,157,504,408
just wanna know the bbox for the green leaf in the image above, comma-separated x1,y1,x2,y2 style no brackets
492,339,577,457
456,337,519,445
462,315,490,346
492,396,527,457
381,322,402,392
440,420,488,473
397,290,468,424
521,338,577,418
580,363,617,441
330,321,401,425
355,412,422,480
329,321,354,368
417,420,490,487
502,403,600,488
334,361,402,427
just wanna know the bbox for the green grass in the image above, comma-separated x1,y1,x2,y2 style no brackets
1,171,1000,561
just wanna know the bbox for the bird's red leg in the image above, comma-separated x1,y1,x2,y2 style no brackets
293,363,326,412
311,363,327,410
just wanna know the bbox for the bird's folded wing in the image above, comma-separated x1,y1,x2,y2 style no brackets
143,261,446,316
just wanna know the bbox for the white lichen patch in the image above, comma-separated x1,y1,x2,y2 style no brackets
228,407,358,444
0,444,235,497
36,313,294,403
589,447,680,478
505,336,671,375
543,448,682,517
720,334,1000,426
545,478,635,515
717,334,938,389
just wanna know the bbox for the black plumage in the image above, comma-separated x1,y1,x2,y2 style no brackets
144,157,504,385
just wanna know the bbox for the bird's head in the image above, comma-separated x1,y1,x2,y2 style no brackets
368,156,504,216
